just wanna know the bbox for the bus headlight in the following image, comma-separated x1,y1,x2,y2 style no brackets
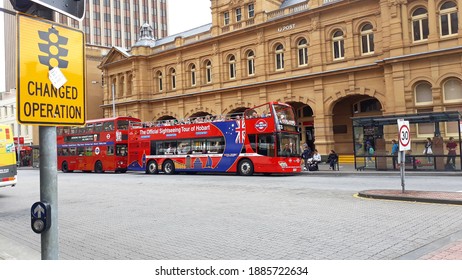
278,161,288,168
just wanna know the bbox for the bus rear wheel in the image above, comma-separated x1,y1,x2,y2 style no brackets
238,159,254,176
61,161,72,173
146,160,158,174
163,160,175,175
94,161,104,173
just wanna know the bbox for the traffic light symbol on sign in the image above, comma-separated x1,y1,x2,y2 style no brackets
38,27,69,70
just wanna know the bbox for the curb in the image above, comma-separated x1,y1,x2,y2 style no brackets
357,189,462,205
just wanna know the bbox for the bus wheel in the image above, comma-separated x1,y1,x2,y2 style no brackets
163,160,175,175
146,160,158,174
238,159,254,176
62,161,72,173
94,161,104,173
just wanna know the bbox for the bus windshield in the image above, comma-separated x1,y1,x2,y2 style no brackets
278,133,300,157
273,104,297,126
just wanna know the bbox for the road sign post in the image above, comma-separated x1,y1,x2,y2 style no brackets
397,119,411,193
16,14,85,260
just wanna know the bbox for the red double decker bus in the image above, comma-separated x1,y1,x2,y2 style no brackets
127,102,301,175
57,116,140,173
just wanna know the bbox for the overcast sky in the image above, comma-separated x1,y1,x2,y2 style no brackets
167,0,212,35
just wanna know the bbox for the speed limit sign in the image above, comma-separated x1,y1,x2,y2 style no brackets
397,119,411,151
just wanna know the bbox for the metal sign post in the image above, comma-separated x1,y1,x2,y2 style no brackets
397,119,411,193
15,12,85,260
399,151,405,192
39,126,58,259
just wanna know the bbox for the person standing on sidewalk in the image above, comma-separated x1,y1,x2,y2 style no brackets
424,137,433,164
391,139,399,169
446,137,457,169
300,144,312,170
326,150,339,170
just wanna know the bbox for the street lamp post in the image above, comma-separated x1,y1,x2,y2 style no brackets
111,83,116,118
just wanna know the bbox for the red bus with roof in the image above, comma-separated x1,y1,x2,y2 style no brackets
127,102,301,175
57,116,140,173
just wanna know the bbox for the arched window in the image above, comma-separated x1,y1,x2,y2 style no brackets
275,43,284,70
440,1,458,36
443,78,462,102
415,82,433,104
170,68,176,90
412,8,429,42
157,71,163,92
332,30,345,60
190,64,196,86
118,76,124,98
297,38,308,66
205,60,212,84
360,23,374,55
247,50,255,76
414,82,434,136
127,74,132,96
228,55,236,79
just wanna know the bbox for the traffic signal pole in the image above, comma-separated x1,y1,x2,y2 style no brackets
39,126,58,259
38,8,59,260
9,0,85,260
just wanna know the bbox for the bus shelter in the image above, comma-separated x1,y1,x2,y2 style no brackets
351,111,462,171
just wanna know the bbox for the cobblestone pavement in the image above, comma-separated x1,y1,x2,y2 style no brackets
1,168,462,260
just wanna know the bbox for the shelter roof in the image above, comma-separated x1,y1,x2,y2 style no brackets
352,111,462,126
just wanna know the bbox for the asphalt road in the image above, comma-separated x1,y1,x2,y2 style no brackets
1,169,462,260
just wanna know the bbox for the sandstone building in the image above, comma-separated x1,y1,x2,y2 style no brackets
99,0,462,156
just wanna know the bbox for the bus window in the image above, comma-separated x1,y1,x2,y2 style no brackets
163,141,177,154
117,120,130,130
248,134,256,153
85,123,94,133
103,121,115,131
156,142,164,155
257,134,275,157
207,137,224,153
85,147,93,156
77,147,85,156
192,140,206,154
94,122,103,132
178,140,191,154
274,104,296,126
116,144,128,156
150,141,157,155
107,146,114,156
57,127,63,135
70,127,78,134
63,127,70,134
277,133,299,157
69,147,77,155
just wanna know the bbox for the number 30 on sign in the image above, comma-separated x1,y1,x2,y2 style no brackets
397,119,411,151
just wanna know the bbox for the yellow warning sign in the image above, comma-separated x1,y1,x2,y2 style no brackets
17,14,85,126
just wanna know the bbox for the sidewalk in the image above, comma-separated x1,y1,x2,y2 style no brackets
302,162,462,204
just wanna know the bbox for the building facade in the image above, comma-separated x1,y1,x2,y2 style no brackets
99,0,462,156
2,0,169,146
55,0,168,49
